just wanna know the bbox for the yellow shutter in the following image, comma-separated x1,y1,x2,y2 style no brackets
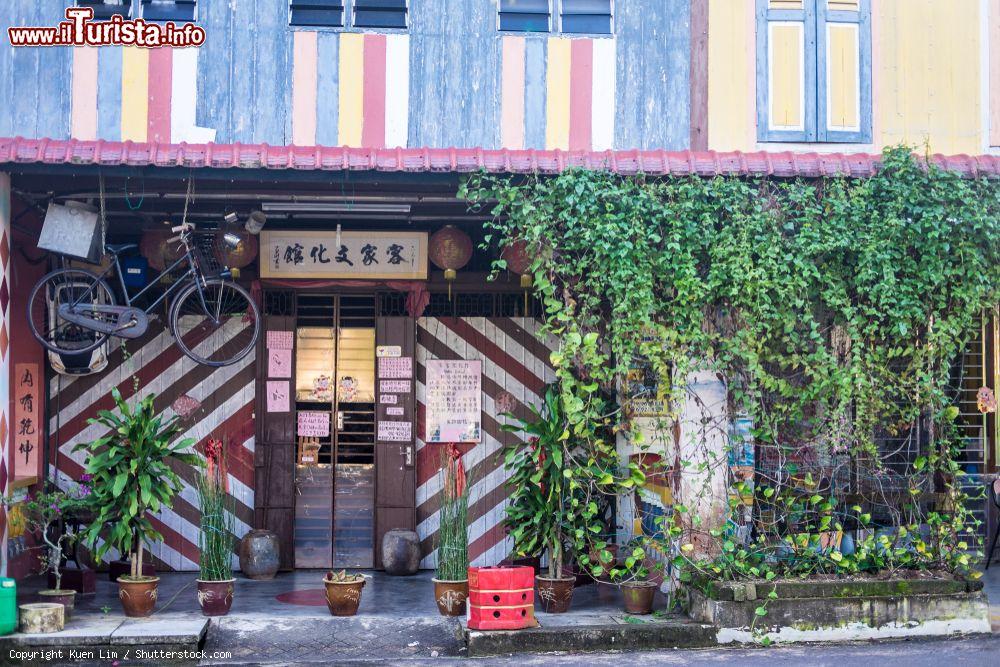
769,22,804,130
826,23,860,131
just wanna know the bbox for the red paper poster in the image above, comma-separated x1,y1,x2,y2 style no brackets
13,363,41,479
266,381,290,413
298,410,331,437
425,359,482,443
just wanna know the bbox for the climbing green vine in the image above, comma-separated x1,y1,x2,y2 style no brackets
462,146,1000,583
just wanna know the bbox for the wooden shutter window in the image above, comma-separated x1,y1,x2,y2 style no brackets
290,0,345,28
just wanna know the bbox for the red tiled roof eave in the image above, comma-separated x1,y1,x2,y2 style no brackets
2,137,1000,178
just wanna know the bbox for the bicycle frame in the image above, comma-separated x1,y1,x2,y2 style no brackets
66,243,204,317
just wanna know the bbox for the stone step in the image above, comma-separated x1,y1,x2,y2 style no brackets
463,611,717,657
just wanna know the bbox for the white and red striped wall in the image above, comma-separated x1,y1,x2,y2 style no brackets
48,319,255,571
45,313,554,572
415,317,556,569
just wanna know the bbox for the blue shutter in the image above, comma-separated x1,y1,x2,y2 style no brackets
756,0,818,142
816,0,872,142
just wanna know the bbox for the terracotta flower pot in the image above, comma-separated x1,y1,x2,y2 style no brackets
323,577,365,616
196,579,235,616
621,582,657,614
37,589,75,619
535,575,575,613
432,578,469,616
117,577,159,618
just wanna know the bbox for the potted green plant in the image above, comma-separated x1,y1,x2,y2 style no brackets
74,388,201,617
2,485,89,619
323,570,366,616
610,538,663,615
195,438,235,616
433,451,470,616
502,386,576,613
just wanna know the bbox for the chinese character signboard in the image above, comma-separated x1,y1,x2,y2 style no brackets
260,230,428,280
425,359,482,444
13,363,40,480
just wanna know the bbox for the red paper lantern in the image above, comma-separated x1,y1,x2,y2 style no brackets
140,229,185,272
214,231,259,269
500,240,533,289
429,226,473,295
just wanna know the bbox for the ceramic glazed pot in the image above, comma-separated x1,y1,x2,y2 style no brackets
108,559,155,581
381,529,421,576
432,578,469,616
239,530,280,580
117,577,159,618
37,590,75,618
324,577,365,616
535,576,574,613
196,579,235,616
621,582,656,614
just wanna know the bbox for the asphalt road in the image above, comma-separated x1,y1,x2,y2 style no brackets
204,633,1000,666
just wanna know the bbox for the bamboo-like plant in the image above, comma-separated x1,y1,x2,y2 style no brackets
74,388,201,580
196,438,234,582
435,452,469,582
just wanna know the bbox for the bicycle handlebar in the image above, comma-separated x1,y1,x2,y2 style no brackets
171,223,194,233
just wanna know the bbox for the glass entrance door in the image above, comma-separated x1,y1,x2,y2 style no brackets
293,295,376,569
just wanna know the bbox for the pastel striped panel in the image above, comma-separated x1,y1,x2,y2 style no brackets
545,38,571,150
504,37,614,151
333,32,409,148
147,47,173,143
292,31,319,146
74,44,215,144
70,47,99,140
501,36,526,149
121,47,150,142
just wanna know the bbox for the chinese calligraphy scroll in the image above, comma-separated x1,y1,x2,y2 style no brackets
13,363,40,479
260,231,428,280
425,359,482,444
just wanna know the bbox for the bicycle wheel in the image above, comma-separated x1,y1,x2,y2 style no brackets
27,268,116,355
169,278,259,366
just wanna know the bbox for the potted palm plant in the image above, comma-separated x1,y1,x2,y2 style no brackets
501,386,576,613
74,388,201,617
432,450,470,616
195,438,236,616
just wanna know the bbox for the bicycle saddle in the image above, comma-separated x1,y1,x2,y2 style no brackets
105,243,138,255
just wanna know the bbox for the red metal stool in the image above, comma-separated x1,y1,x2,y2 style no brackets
467,566,536,630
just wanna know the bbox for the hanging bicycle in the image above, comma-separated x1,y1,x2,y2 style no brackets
27,221,260,367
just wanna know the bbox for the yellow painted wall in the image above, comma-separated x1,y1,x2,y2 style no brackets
875,0,982,155
707,0,984,154
707,0,756,151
